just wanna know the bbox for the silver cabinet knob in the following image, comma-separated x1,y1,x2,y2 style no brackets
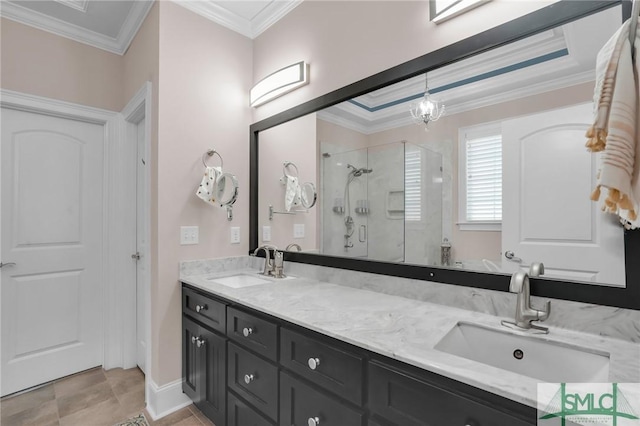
195,304,207,313
242,327,253,337
308,357,321,370
243,374,254,384
308,417,320,426
131,252,140,260
191,336,197,344
196,338,205,348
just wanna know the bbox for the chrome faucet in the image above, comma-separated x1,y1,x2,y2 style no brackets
253,245,277,276
501,263,551,333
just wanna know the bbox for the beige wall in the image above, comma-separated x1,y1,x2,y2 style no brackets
155,1,253,385
0,18,124,111
251,0,559,122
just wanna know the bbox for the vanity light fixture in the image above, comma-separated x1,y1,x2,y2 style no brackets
250,61,309,107
410,74,445,128
430,0,491,24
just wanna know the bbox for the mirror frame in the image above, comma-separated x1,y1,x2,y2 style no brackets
250,0,640,310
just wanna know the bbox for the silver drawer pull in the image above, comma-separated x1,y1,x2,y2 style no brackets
242,327,253,337
244,374,255,384
307,357,321,370
195,304,208,313
308,416,320,426
196,337,205,348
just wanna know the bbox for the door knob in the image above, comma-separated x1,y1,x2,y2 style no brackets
0,262,16,268
308,416,320,426
244,374,255,384
504,251,522,263
242,327,253,337
131,252,140,260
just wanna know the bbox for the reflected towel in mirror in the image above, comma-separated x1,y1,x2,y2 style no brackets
285,176,302,211
587,17,640,229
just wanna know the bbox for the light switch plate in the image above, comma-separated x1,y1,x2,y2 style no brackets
230,227,240,244
262,226,271,242
180,226,199,245
294,224,305,239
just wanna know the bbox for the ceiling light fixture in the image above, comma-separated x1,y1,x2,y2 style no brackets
410,74,445,128
250,61,309,107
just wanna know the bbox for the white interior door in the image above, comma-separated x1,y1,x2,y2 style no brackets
1,107,105,396
502,102,625,286
136,117,148,373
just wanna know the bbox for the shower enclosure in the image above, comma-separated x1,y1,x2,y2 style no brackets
320,140,443,265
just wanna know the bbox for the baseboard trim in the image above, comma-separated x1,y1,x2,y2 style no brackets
145,378,192,420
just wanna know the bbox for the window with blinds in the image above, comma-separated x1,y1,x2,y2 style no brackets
405,150,422,222
458,124,502,230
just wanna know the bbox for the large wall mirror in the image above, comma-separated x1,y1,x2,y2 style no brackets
250,0,640,310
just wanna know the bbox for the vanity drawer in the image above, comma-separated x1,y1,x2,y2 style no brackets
227,307,278,361
280,372,364,426
228,392,274,426
228,342,278,421
368,361,533,426
280,328,363,405
182,287,226,333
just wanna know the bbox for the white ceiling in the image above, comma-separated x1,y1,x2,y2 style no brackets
0,0,301,55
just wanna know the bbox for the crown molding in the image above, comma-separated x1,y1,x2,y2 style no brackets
173,0,301,39
53,0,89,13
251,0,302,38
174,1,252,38
0,1,153,55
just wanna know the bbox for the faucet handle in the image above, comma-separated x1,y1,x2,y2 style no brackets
537,300,551,321
529,262,545,277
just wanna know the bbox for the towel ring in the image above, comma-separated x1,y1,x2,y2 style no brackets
202,149,224,169
283,161,299,178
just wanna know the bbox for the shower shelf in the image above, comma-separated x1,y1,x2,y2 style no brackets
269,205,309,220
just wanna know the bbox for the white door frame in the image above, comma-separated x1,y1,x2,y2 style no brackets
119,83,152,375
0,87,150,385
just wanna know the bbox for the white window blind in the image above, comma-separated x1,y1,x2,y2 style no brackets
465,134,502,222
405,150,422,221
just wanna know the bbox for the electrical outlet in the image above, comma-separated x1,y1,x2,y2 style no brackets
294,224,305,239
230,227,240,244
262,226,271,242
180,226,199,245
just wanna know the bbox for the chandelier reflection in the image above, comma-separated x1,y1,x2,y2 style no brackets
410,74,445,128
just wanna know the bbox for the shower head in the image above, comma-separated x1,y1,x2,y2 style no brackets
347,164,373,177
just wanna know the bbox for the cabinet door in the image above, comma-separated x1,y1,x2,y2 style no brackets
182,316,201,402
228,392,274,426
196,325,227,426
369,361,534,426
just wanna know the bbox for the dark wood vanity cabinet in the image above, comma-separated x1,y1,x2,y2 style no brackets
181,283,536,426
182,315,226,426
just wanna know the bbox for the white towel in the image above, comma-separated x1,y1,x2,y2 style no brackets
587,17,640,229
196,166,222,206
284,176,301,212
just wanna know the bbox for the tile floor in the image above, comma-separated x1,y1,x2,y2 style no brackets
0,367,214,426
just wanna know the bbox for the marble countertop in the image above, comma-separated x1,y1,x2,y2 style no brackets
180,268,640,409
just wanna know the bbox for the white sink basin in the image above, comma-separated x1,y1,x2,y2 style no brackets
207,274,272,288
435,322,610,382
